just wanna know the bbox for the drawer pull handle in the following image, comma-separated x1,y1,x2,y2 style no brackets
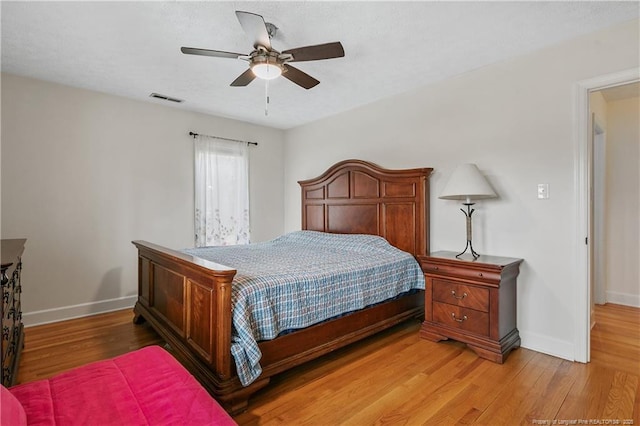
432,266,438,270
450,290,467,300
478,273,483,277
451,313,468,323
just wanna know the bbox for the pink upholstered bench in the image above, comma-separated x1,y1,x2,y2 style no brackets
1,345,236,426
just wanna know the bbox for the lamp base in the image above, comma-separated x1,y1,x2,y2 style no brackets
456,240,480,259
457,202,480,259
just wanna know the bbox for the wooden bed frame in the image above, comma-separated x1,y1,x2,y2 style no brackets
132,159,432,413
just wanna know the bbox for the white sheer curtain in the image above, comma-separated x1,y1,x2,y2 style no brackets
194,135,250,247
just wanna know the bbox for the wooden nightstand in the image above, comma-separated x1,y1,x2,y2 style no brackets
418,251,523,363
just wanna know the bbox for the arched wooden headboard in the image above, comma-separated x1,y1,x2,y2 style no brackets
298,159,433,257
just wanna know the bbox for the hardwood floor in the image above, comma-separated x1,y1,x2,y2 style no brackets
17,304,639,425
17,309,163,383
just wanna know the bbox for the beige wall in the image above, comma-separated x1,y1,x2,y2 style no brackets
283,20,639,360
1,73,285,324
605,96,640,305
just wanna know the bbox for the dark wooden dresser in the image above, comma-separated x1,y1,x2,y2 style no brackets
1,238,26,386
418,251,523,363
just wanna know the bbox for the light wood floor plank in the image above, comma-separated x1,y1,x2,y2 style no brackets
523,359,577,422
474,352,557,424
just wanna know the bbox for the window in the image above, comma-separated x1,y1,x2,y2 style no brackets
194,135,250,246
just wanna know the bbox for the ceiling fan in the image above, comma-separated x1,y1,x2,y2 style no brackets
181,11,345,90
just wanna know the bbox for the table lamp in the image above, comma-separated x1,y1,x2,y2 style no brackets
439,163,497,259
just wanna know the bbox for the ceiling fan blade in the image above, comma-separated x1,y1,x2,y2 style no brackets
282,42,345,62
230,68,257,87
181,47,244,59
236,11,271,50
282,65,320,89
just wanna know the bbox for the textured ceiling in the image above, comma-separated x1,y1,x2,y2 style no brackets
2,1,638,129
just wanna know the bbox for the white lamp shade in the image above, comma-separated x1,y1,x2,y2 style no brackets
439,163,497,201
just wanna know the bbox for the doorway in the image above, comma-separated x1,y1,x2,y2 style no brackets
574,68,639,363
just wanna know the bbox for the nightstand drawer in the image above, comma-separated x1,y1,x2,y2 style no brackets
432,302,489,336
432,279,489,312
421,260,501,283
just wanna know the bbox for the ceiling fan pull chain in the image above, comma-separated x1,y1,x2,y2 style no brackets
264,79,270,116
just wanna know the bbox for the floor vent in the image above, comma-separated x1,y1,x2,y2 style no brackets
149,93,184,103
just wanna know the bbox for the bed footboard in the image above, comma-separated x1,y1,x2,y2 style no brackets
132,240,264,411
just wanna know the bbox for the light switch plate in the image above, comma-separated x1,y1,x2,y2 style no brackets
538,183,549,199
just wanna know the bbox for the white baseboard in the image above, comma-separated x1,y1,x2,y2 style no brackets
519,330,575,362
606,291,640,308
23,296,137,327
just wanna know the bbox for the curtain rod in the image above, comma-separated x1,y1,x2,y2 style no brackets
189,131,258,146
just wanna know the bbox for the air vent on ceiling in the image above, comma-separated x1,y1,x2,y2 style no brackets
149,93,184,103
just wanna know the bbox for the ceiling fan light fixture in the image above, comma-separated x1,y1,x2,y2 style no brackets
181,11,344,89
251,62,282,80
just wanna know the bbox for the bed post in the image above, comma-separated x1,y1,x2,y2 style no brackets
211,271,233,379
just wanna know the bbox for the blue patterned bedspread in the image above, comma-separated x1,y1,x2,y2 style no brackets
182,231,424,386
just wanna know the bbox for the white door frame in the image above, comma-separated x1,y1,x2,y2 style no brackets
573,67,639,363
